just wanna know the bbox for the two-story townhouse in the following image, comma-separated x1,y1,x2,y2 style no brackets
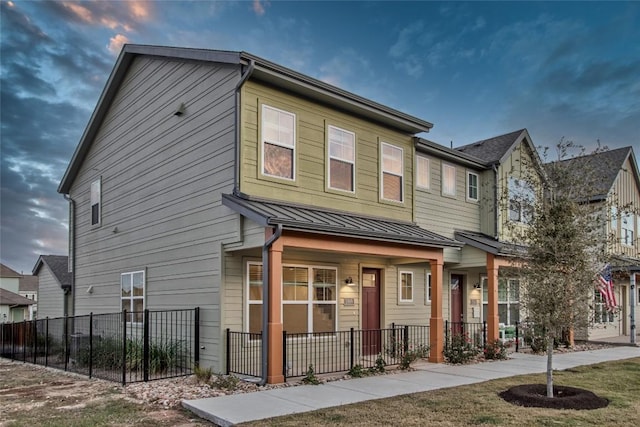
413,129,545,344
57,45,462,383
1,264,35,322
552,147,639,341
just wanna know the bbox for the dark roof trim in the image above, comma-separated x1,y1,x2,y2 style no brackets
454,230,527,257
59,44,433,193
222,193,462,249
415,138,488,169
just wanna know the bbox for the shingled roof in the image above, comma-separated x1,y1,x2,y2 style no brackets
0,263,22,278
549,147,636,201
0,288,35,306
33,255,71,289
455,129,527,164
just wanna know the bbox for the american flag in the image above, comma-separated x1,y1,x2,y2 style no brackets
597,264,617,312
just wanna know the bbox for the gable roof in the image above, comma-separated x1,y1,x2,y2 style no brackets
19,275,38,292
0,263,22,278
455,129,528,165
549,147,638,202
33,255,71,289
222,193,462,249
0,288,34,306
58,44,434,194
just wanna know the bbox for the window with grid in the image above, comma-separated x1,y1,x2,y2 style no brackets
621,212,635,246
482,277,520,326
381,142,403,202
593,292,615,324
262,105,295,180
399,271,413,302
328,126,355,192
467,171,479,201
121,271,145,323
442,163,456,196
416,156,430,189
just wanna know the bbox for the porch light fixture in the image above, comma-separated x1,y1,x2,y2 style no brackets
473,282,481,289
345,276,354,285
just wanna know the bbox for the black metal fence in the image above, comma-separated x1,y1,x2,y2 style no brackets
444,321,487,351
226,329,262,378
0,308,199,385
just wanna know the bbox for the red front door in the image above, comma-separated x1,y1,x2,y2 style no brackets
451,274,464,335
362,268,381,355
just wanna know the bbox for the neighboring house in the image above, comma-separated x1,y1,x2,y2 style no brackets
57,45,462,383
18,275,38,320
1,263,22,294
0,288,35,323
33,255,72,318
553,147,640,341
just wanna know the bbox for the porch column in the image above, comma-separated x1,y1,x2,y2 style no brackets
631,272,637,345
429,256,444,363
486,253,499,343
267,239,284,384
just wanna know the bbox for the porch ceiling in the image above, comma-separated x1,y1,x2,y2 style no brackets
222,193,462,249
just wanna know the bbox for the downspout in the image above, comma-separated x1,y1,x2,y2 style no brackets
259,223,283,385
63,194,75,317
233,59,255,196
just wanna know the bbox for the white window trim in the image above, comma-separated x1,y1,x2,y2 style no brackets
380,142,404,203
261,104,296,181
121,270,145,324
246,262,338,334
481,276,520,326
416,156,430,189
425,272,432,304
91,178,101,226
399,271,414,303
327,125,356,193
442,163,456,197
466,171,479,202
621,211,635,247
508,177,534,224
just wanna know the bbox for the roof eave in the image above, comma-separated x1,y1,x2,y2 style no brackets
415,138,488,169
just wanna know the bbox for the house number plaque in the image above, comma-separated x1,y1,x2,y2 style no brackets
343,298,355,306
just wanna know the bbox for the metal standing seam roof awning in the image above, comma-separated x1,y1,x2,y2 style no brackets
222,193,462,249
454,230,527,257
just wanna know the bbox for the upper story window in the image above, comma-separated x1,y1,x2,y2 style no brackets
508,177,534,223
467,171,479,202
442,163,456,196
91,178,101,226
262,105,295,180
328,126,355,192
621,212,635,246
416,156,430,189
381,142,403,202
399,271,413,303
121,270,145,323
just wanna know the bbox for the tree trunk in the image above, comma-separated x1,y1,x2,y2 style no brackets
546,336,554,397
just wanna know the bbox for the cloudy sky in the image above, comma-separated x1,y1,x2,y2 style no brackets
1,1,639,274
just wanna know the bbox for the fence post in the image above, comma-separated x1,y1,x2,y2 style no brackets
194,307,200,369
349,328,354,370
483,321,487,348
32,319,37,364
225,328,230,375
143,309,150,382
11,322,16,360
403,325,409,354
22,319,26,363
64,315,69,371
515,321,520,352
89,313,93,379
122,310,127,386
444,320,449,351
45,317,49,367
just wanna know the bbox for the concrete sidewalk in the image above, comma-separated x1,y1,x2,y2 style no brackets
183,346,639,427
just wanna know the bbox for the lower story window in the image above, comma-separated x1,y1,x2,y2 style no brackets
121,270,145,323
247,263,337,334
482,277,520,326
593,293,615,324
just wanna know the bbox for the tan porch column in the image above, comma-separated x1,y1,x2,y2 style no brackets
267,239,284,384
486,253,500,343
429,256,444,363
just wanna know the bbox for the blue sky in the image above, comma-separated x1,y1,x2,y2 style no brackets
1,0,639,274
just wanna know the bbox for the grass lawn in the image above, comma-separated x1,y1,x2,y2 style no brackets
242,357,640,426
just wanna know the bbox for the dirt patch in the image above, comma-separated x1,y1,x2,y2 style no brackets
499,384,609,410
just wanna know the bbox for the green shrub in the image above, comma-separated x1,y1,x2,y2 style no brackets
369,354,386,374
348,364,368,378
443,333,480,364
398,344,430,370
302,364,321,385
193,364,213,383
483,339,509,360
212,373,239,390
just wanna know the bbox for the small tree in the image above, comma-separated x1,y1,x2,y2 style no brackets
506,140,612,397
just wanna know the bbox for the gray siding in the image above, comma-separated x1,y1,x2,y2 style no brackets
36,267,65,319
68,56,242,370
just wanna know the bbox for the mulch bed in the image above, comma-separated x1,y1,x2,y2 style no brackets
499,384,609,410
